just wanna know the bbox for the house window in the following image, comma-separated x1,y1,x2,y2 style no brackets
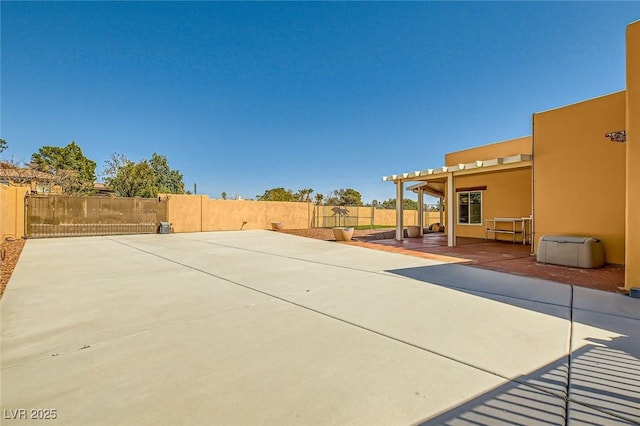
458,191,482,225
36,184,51,194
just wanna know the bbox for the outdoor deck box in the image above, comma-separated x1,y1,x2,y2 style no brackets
537,235,604,268
158,222,172,234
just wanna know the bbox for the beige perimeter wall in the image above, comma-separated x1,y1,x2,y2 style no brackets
533,91,627,264
0,190,446,238
166,195,315,233
373,209,442,228
0,185,29,239
164,194,441,233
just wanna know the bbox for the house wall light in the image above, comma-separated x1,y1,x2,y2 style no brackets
605,130,626,143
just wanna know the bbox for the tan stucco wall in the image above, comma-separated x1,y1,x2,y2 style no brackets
166,195,314,233
165,194,442,233
204,199,313,231
166,194,206,232
373,209,442,227
533,91,627,264
0,184,29,239
445,136,532,166
626,20,640,289
452,168,532,240
314,205,377,227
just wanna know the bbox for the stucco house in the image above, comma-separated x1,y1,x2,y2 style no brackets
0,162,62,194
383,19,639,291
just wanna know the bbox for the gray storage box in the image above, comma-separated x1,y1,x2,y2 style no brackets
158,222,171,234
537,235,604,268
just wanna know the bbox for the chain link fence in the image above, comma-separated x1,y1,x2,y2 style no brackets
312,204,444,229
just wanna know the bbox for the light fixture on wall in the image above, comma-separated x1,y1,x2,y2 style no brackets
605,130,626,143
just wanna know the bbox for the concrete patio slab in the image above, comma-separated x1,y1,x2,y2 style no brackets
567,401,639,426
2,230,638,425
115,233,573,394
569,287,640,424
3,298,514,425
419,378,567,425
1,237,271,365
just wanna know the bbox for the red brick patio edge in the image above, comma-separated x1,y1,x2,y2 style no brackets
342,240,471,264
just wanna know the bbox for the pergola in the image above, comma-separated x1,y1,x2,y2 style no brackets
382,154,532,246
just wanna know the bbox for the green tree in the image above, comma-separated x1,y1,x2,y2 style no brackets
30,141,96,194
106,160,157,197
326,188,363,206
294,188,314,202
379,198,419,210
0,139,7,153
103,152,184,198
256,187,294,201
221,192,227,200
314,193,324,205
149,153,184,194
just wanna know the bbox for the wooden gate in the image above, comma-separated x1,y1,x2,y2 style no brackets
25,195,168,238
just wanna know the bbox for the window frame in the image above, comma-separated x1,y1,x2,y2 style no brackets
457,190,483,225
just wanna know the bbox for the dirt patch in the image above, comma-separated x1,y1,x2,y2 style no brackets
281,227,396,242
1,238,26,299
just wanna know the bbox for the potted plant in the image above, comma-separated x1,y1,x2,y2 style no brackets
333,226,354,241
406,225,421,238
330,204,354,241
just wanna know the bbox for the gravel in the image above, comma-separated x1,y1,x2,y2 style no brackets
281,227,396,241
0,238,26,299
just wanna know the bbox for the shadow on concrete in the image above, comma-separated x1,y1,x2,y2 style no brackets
387,263,637,321
387,263,572,315
567,337,640,424
414,339,639,425
387,263,640,425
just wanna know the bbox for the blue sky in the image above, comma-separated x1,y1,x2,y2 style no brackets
1,2,638,203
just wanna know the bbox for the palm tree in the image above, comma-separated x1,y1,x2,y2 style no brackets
296,188,314,202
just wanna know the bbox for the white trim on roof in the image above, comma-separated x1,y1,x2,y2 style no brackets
382,154,532,183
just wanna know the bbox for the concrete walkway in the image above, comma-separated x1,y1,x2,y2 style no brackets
1,231,638,425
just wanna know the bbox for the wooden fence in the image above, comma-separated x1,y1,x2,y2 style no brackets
25,195,168,238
